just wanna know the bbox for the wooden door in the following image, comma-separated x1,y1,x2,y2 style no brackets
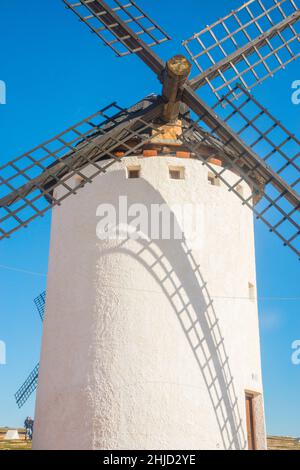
245,394,256,450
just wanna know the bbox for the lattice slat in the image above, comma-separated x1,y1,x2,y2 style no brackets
217,84,299,193
34,291,46,322
15,364,39,409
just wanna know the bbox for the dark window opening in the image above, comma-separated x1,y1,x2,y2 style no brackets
169,166,185,180
127,167,140,179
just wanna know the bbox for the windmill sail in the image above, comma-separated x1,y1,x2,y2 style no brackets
0,96,162,239
183,0,300,99
180,84,300,257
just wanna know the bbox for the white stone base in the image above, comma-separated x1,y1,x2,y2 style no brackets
5,430,20,440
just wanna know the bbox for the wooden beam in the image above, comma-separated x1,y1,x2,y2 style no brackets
162,55,191,123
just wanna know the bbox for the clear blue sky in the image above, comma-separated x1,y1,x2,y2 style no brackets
0,0,300,436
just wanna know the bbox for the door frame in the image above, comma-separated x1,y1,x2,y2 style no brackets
245,391,257,450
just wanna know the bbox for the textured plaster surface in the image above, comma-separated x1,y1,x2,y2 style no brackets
33,156,266,450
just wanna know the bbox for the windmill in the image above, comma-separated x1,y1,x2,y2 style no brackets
14,292,46,409
1,0,299,450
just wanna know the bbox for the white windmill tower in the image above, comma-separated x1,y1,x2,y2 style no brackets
1,0,300,450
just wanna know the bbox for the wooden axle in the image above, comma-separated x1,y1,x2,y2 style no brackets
162,55,192,123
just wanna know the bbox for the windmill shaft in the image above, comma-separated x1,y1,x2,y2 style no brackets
190,10,300,91
162,55,192,123
0,98,163,209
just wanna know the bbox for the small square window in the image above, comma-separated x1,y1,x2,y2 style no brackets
127,167,140,179
169,166,185,180
208,172,220,186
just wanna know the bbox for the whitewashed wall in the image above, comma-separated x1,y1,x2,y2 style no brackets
33,156,266,450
